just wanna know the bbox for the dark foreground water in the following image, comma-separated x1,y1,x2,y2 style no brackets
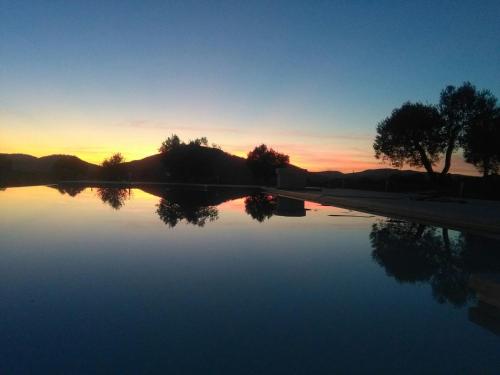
1,185,499,374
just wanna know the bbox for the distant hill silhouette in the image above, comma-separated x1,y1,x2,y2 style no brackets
0,148,257,186
308,168,431,187
0,153,99,185
3,152,493,199
122,148,254,184
309,168,422,182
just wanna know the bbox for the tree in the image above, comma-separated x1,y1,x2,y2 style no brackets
158,135,216,182
159,134,182,154
373,102,445,179
461,103,499,177
159,135,209,154
438,82,497,175
244,193,277,222
97,187,130,209
246,144,290,184
155,190,219,227
101,153,125,180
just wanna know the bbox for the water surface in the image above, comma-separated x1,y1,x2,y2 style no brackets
1,185,499,373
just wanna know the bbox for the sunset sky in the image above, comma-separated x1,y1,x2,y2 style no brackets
1,0,499,173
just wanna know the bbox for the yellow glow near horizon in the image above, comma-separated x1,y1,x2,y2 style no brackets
0,112,479,175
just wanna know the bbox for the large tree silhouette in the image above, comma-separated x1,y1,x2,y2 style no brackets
439,82,498,175
460,101,499,177
373,102,445,179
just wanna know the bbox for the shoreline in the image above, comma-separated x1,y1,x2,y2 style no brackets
3,182,500,237
268,187,500,238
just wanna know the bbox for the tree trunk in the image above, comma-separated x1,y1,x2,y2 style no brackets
483,157,490,178
415,144,435,180
441,135,456,176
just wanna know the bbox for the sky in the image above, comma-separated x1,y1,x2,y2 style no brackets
1,0,499,173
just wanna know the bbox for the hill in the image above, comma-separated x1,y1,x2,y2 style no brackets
122,148,254,184
0,148,257,186
0,153,100,185
308,168,423,185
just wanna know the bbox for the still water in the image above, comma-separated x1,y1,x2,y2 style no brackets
0,185,499,373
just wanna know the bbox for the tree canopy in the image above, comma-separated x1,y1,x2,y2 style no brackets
439,82,498,175
158,135,217,182
246,144,289,184
374,82,500,178
373,102,445,177
460,97,499,176
101,153,125,180
158,134,208,154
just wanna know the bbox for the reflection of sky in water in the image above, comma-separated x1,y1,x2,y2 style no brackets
0,186,499,373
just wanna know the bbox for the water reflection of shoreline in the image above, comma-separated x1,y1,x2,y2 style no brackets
469,274,500,336
244,193,306,221
147,187,253,228
370,219,500,308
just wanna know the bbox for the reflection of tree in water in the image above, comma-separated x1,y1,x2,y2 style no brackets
244,193,277,222
97,187,130,210
370,219,500,307
147,188,253,228
157,199,218,227
56,185,86,197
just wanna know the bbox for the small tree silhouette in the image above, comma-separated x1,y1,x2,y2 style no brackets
101,153,125,180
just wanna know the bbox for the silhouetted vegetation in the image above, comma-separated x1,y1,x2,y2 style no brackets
374,103,444,179
244,193,277,222
375,82,500,180
154,134,254,184
439,82,498,176
157,199,218,227
370,219,500,307
97,187,130,209
158,135,214,182
460,99,500,177
154,188,221,227
101,153,126,181
246,144,289,185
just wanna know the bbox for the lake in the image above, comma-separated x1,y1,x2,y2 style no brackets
1,185,499,374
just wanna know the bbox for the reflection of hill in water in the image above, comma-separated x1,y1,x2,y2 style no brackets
370,219,500,308
54,184,87,197
139,185,255,206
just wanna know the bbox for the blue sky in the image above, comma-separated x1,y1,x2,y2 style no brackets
1,0,499,171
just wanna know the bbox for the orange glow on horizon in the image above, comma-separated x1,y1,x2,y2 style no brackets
1,124,479,175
